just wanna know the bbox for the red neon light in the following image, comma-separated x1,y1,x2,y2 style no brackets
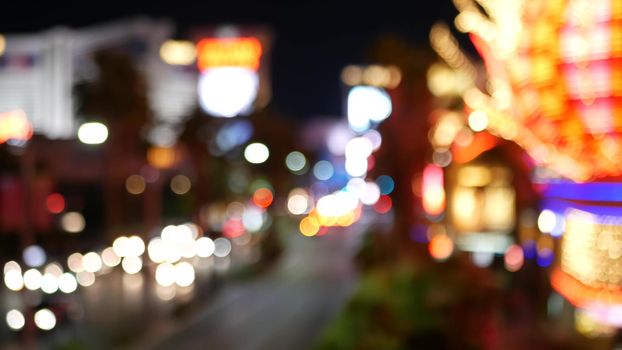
46,193,65,214
422,164,445,216
196,37,262,71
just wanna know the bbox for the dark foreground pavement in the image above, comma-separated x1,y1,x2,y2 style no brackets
141,227,363,350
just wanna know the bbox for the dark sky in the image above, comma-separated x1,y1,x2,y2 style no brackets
0,1,459,118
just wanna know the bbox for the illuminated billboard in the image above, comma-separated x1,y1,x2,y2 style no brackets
194,29,270,118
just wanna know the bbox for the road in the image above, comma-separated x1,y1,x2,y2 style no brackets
138,226,363,350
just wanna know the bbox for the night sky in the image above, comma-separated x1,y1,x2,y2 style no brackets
0,1,459,118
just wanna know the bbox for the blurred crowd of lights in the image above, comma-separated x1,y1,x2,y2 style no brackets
293,95,394,237
4,307,56,332
1,219,239,333
297,174,394,237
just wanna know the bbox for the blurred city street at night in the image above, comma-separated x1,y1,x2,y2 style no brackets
3,1,622,349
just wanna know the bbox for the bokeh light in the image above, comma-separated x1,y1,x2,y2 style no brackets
288,189,311,215
0,35,5,57
67,253,84,273
34,309,56,331
147,146,177,169
170,175,192,195
148,238,167,263
345,158,368,178
345,137,374,160
244,143,270,164
429,234,454,261
23,245,46,268
195,237,215,258
313,161,334,181
126,175,146,195
376,175,395,195
4,269,24,291
44,263,63,278
61,212,85,233
347,86,392,132
198,67,259,117
359,182,381,206
422,164,445,217
6,310,25,331
23,269,43,290
82,252,102,273
155,262,176,287
472,251,494,268
213,238,232,258
126,235,146,257
363,129,383,151
504,244,524,272
101,247,121,267
537,209,556,234
285,151,307,173
341,65,363,86
77,122,108,145
76,271,95,287
373,195,393,214
0,109,33,144
160,40,196,65
299,217,320,237
467,111,488,132
252,188,273,208
41,273,59,294
46,193,65,214
242,206,265,232
121,256,143,274
58,272,78,293
174,262,195,287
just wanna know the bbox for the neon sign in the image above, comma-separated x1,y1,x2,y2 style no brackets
196,37,262,72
